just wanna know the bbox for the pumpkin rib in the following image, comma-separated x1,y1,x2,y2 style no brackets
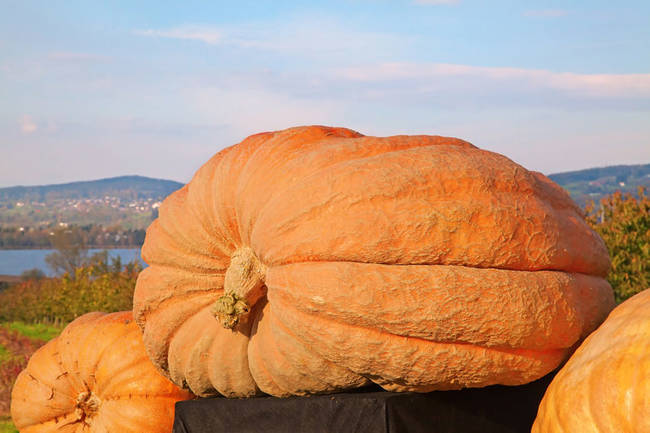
200,130,279,248
245,141,541,208
168,304,219,395
185,316,223,396
76,315,136,393
142,219,229,274
253,197,604,274
269,303,366,387
165,299,259,397
38,335,78,402
95,409,142,433
142,294,218,374
188,157,238,252
11,372,74,427
250,302,361,395
272,291,566,360
133,267,225,321
19,365,76,403
48,362,77,402
266,257,605,277
251,307,301,396
236,135,470,245
583,360,602,429
232,131,363,245
545,394,565,433
135,286,221,326
184,169,238,259
264,300,370,392
206,314,259,397
249,143,608,275
156,186,233,263
249,146,578,235
17,412,78,433
270,294,566,390
97,356,150,398
266,261,613,351
231,128,477,249
140,263,227,279
90,417,110,433
247,307,291,397
100,394,188,402
55,312,108,391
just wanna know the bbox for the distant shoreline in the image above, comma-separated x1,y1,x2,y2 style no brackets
0,274,22,283
0,245,142,251
0,248,144,278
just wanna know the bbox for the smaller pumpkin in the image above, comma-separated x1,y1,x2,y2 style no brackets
11,311,193,433
532,289,650,432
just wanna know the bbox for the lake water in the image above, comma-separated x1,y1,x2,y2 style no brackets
0,248,142,276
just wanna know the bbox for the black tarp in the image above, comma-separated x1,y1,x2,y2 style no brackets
172,372,554,433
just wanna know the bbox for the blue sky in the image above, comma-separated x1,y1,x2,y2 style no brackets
1,0,649,186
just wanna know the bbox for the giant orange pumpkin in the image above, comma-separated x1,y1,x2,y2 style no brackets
133,125,614,397
11,311,193,432
532,288,650,432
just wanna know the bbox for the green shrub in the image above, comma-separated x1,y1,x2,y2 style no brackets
0,259,142,324
586,187,649,303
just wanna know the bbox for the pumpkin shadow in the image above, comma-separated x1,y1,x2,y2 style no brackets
246,291,268,338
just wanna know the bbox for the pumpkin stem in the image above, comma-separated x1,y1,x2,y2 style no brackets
213,247,267,329
74,391,101,425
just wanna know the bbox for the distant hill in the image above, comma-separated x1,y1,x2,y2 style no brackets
548,164,650,207
0,175,184,202
0,176,184,232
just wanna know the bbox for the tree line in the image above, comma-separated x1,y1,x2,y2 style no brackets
586,186,649,303
0,224,146,249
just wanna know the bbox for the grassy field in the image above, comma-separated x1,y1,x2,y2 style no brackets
2,322,63,342
0,321,63,431
0,416,17,433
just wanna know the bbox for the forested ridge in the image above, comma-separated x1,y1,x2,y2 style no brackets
548,163,650,206
0,175,182,202
0,176,183,249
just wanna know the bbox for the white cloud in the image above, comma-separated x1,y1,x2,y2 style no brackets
135,26,222,45
20,115,37,134
185,84,343,135
414,0,459,4
334,62,650,99
133,18,407,60
48,52,109,61
523,9,569,17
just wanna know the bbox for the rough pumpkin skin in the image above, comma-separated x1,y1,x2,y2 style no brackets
133,125,615,398
11,311,193,433
532,289,650,433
